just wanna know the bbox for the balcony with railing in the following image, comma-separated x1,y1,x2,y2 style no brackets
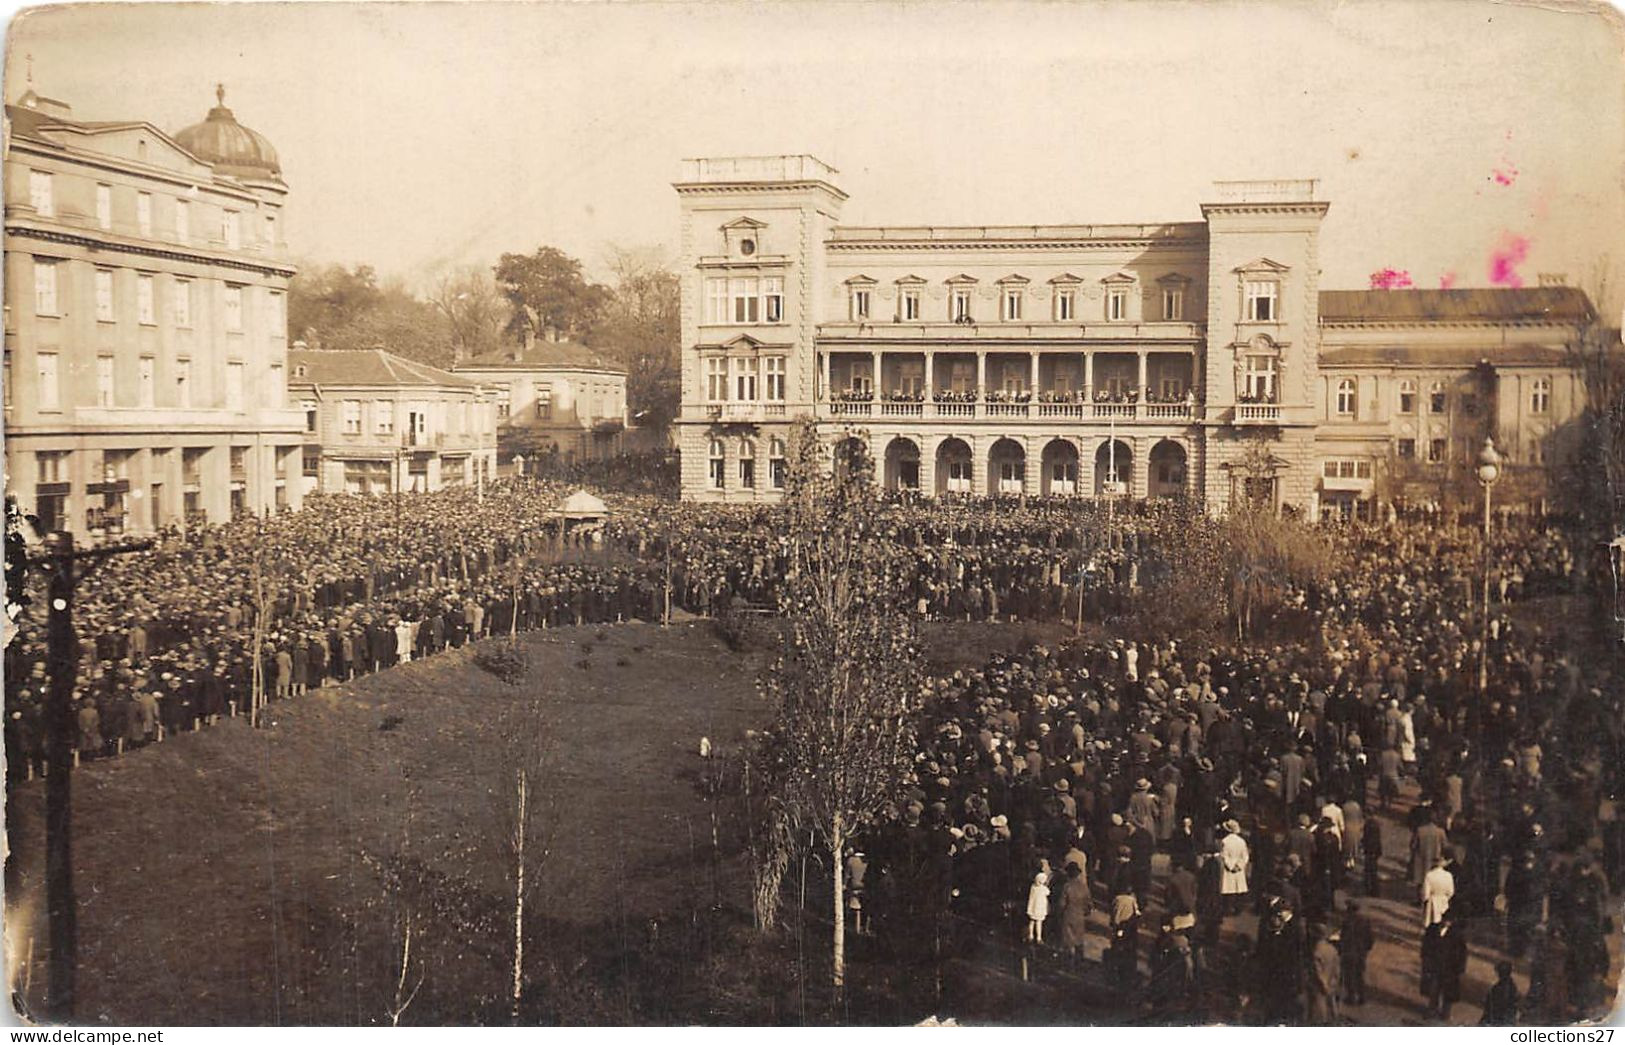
1234,402,1283,424
815,388,1200,423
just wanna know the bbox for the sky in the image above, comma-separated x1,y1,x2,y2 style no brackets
8,0,1625,314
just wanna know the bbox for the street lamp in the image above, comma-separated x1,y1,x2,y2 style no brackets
1474,436,1502,742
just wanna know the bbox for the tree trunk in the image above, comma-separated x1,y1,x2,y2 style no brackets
512,767,527,1023
830,814,845,991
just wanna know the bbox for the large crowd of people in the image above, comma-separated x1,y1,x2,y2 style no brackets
4,477,1618,1024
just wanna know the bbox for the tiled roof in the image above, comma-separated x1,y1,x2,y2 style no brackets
1318,287,1593,324
1319,345,1573,368
288,349,478,388
457,340,624,373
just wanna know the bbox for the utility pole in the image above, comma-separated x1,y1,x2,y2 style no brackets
28,532,153,1021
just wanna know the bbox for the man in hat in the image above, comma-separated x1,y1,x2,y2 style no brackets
1220,820,1250,914
1127,776,1160,836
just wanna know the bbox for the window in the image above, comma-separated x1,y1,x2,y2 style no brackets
1427,438,1446,464
762,277,784,323
376,399,395,434
95,269,116,322
37,450,67,483
136,192,153,237
1397,438,1415,459
1530,377,1551,414
705,357,728,402
174,199,190,243
1460,391,1480,418
950,288,973,323
765,356,786,401
226,361,244,412
28,170,53,217
1398,379,1416,414
734,357,758,401
1002,287,1024,321
1245,281,1279,322
534,383,553,419
1106,288,1128,321
224,285,244,331
37,353,59,411
303,452,320,477
33,259,58,315
709,439,726,490
2,352,9,409
173,281,192,327
495,388,510,419
138,356,155,407
849,287,871,321
900,287,921,321
1335,378,1356,416
731,278,760,323
97,355,115,407
137,274,156,325
264,213,277,247
96,184,112,229
738,440,756,488
342,400,363,434
1159,377,1184,401
223,210,241,249
899,360,924,397
1054,288,1076,321
269,290,286,336
769,438,787,489
705,278,728,324
1162,287,1184,321
176,358,191,408
1244,355,1277,401
1429,382,1447,414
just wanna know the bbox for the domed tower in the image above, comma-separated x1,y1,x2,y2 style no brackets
173,84,284,185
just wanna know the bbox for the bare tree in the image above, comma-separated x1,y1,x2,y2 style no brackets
428,266,510,364
757,423,925,990
491,686,556,1022
1564,262,1625,539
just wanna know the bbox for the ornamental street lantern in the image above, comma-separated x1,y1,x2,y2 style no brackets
1476,436,1503,488
1473,435,1503,742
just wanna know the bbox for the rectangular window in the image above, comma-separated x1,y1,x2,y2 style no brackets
731,278,760,323
739,456,755,489
174,199,190,243
37,450,67,483
376,399,395,434
29,170,53,217
1397,438,1415,459
1163,288,1184,321
95,269,115,322
268,290,286,336
226,360,244,412
765,356,786,400
1159,377,1185,400
762,277,784,323
223,210,241,249
1002,287,1024,321
1530,379,1551,414
264,213,277,247
33,259,58,315
138,356,155,407
849,287,871,322
224,285,243,331
950,288,973,322
1246,281,1279,322
342,400,362,434
1398,383,1416,414
1107,288,1128,321
97,355,115,407
733,357,758,401
1054,288,1075,321
96,184,112,229
173,281,192,327
1430,387,1447,414
176,358,191,408
1323,461,1339,479
705,278,728,324
1427,438,1445,463
901,287,921,321
136,192,153,237
706,357,728,402
534,383,552,419
37,353,59,411
137,274,156,325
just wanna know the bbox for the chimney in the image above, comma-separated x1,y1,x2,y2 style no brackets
1537,273,1568,288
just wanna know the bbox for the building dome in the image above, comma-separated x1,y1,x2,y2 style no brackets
173,84,282,181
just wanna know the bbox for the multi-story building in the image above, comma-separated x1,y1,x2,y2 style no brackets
673,155,1598,515
4,85,303,537
451,331,629,465
288,346,498,495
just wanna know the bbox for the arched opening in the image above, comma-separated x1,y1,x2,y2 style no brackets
988,437,1026,496
884,436,921,492
1148,440,1187,499
1094,439,1133,496
1041,439,1080,497
935,437,972,495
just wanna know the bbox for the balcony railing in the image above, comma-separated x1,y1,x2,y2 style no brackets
1144,403,1193,421
879,401,923,418
985,402,1029,419
1235,403,1282,423
816,395,1202,423
1091,403,1137,419
829,401,872,418
1036,403,1086,420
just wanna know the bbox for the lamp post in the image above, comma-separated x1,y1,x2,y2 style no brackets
1473,436,1502,743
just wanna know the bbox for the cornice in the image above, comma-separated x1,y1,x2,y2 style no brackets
674,180,848,201
1201,202,1330,218
7,223,297,278
8,137,276,202
1318,318,1583,332
826,238,1207,252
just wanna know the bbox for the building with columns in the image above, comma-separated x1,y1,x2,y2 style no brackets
4,86,303,538
673,156,1598,515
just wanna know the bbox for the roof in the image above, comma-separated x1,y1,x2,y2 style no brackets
457,340,624,374
1318,345,1573,368
1318,287,1594,325
556,490,608,517
172,86,282,182
288,348,479,389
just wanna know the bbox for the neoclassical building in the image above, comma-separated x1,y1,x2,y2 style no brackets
4,86,303,538
673,155,1597,516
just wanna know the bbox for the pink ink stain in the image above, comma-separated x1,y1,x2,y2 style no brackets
1489,233,1531,288
1369,268,1414,289
1492,167,1518,187
1439,272,1457,290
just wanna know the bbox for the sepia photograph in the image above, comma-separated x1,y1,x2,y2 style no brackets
2,0,1623,1028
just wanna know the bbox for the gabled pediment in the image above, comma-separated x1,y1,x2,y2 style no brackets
63,124,215,179
721,216,768,230
894,274,927,285
945,273,979,284
723,334,765,350
843,273,878,286
996,274,1030,285
1234,257,1290,274
1100,271,1138,285
1049,273,1085,285
1157,272,1194,285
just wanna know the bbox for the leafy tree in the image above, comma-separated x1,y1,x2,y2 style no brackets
757,423,925,990
493,247,610,344
288,262,452,367
598,246,681,431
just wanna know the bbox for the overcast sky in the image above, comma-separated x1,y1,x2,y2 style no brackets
9,1,1624,313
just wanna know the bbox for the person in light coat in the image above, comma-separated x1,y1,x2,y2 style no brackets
1026,870,1050,944
1219,820,1250,912
1421,855,1455,927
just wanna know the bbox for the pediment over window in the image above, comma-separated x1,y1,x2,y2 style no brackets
722,334,765,350
1157,272,1193,285
894,274,927,285
1049,273,1085,285
1100,271,1138,285
945,273,980,285
721,216,768,230
996,274,1030,285
1235,333,1283,354
844,274,878,286
1233,257,1290,275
